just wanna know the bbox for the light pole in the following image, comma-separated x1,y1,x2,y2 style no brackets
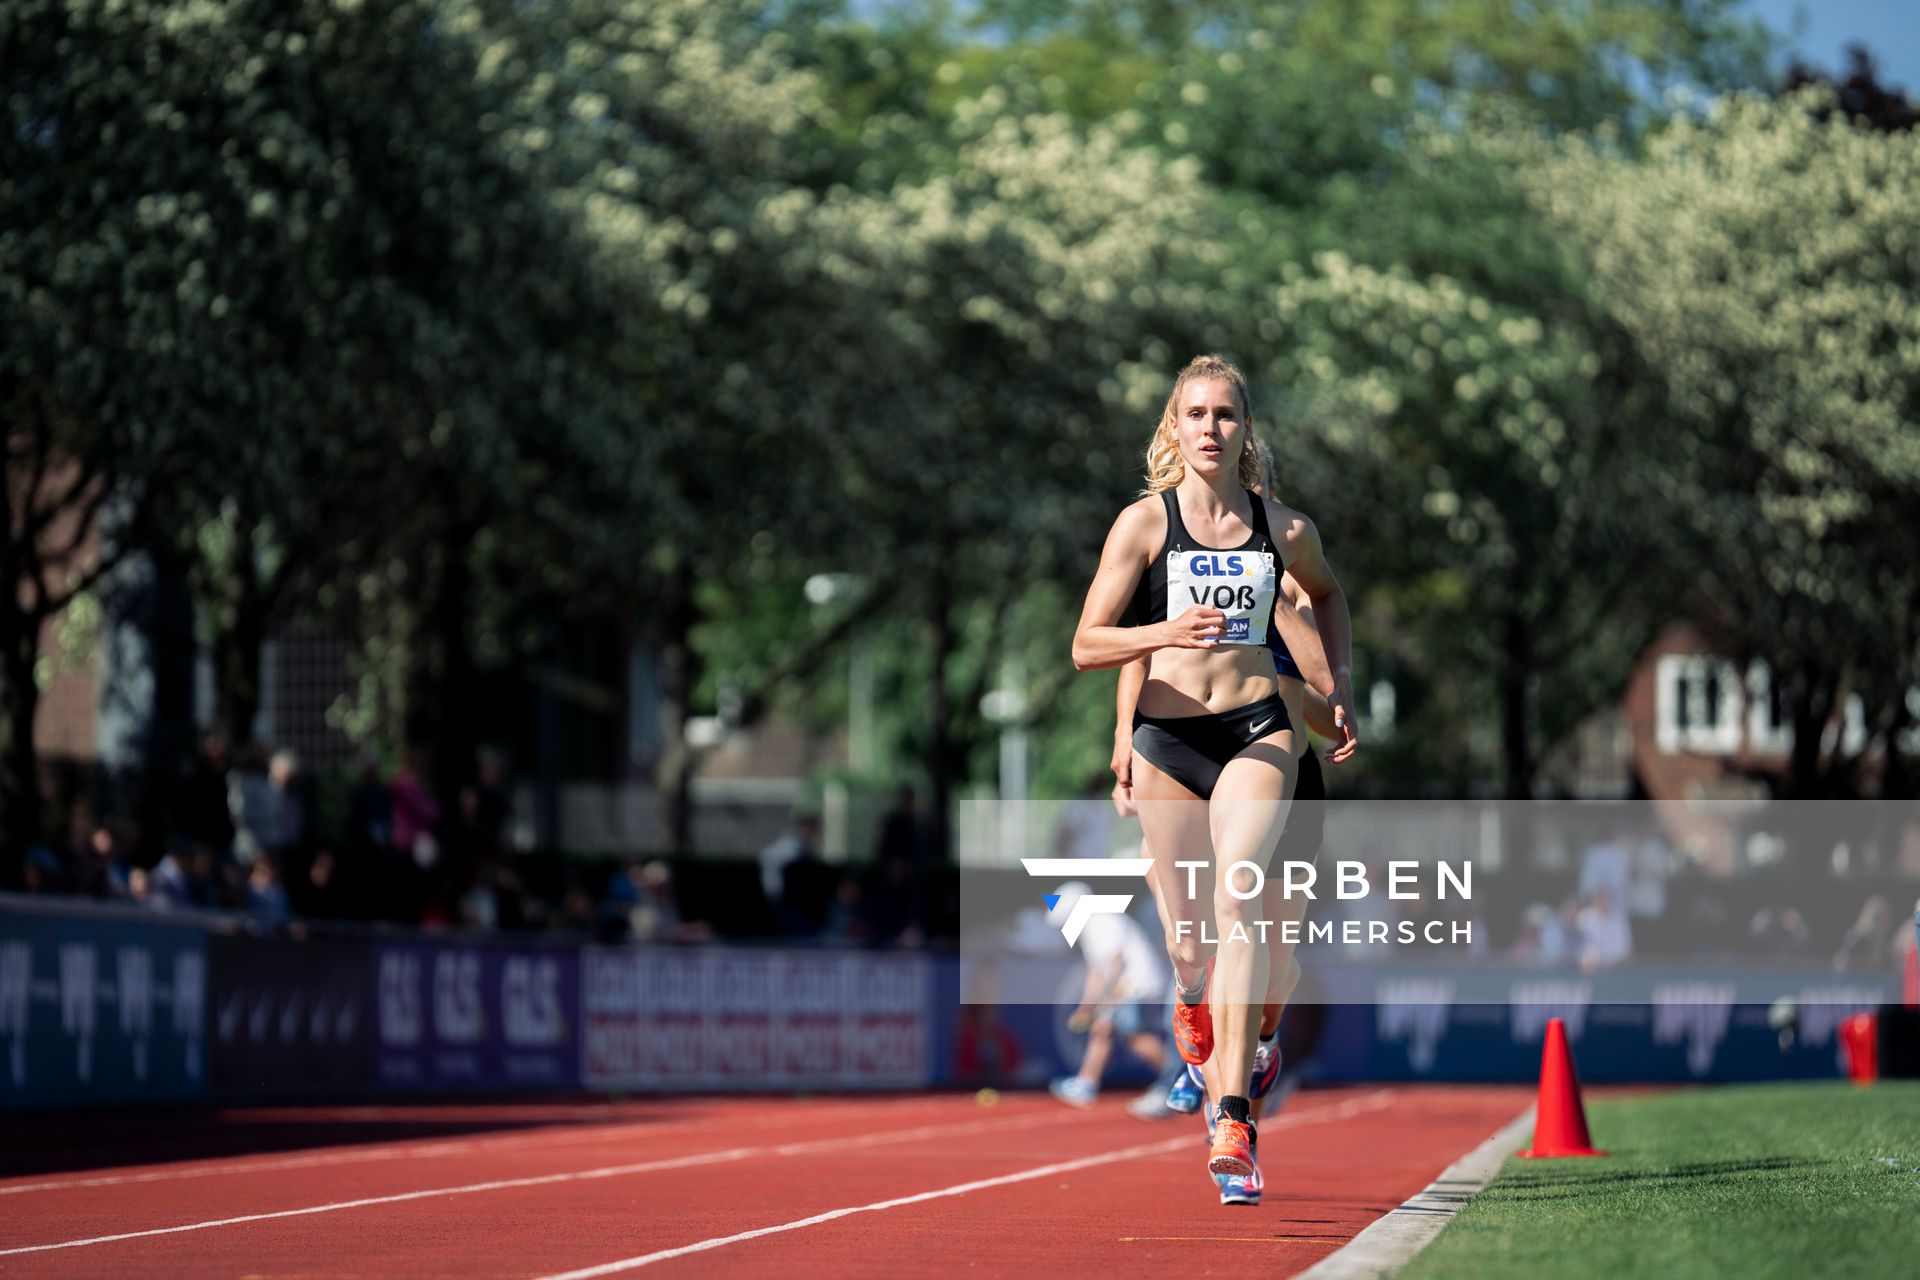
980,658,1028,864
804,573,871,773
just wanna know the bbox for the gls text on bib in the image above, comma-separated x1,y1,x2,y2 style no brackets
1166,551,1276,645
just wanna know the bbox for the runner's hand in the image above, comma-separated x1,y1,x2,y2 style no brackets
1110,735,1137,817
1161,606,1225,649
1325,671,1360,764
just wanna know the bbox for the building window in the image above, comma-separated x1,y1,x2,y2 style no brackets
1745,662,1793,756
1900,685,1920,757
1822,693,1868,758
1655,654,1741,755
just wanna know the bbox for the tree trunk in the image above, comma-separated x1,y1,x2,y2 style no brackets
1785,666,1836,799
0,461,43,885
655,573,699,856
214,539,269,748
925,565,955,863
0,611,42,888
429,518,476,808
1499,607,1535,799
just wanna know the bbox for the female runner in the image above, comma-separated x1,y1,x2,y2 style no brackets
1073,354,1356,1179
1112,437,1342,1203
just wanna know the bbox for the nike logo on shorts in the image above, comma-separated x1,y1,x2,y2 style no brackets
1250,717,1274,737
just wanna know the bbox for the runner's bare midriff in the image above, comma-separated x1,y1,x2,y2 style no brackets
1138,646,1286,719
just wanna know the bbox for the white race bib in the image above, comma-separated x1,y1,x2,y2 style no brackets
1167,550,1276,645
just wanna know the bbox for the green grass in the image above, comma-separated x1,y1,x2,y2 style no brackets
1405,1083,1920,1280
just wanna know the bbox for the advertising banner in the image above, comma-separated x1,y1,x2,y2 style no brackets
210,931,374,1100
372,941,579,1091
582,947,930,1090
0,906,208,1109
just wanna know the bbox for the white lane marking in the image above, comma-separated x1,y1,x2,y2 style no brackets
531,1137,1196,1279
1293,1102,1534,1280
0,1108,1077,1257
531,1090,1397,1279
0,1095,988,1198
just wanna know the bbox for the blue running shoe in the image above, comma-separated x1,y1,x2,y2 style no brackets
1217,1155,1263,1205
1049,1075,1097,1107
1250,1039,1283,1099
1166,1062,1205,1115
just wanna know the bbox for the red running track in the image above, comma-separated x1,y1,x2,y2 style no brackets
0,1085,1527,1278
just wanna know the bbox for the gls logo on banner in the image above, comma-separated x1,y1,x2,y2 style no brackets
1020,858,1151,946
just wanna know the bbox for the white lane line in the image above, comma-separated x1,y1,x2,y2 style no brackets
532,1137,1196,1279
1292,1103,1534,1280
0,1095,993,1198
530,1090,1398,1279
0,1108,1076,1258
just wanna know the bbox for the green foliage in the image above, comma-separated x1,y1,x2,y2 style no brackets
3,0,1912,879
1509,91,1920,782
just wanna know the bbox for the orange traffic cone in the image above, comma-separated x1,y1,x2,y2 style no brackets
1519,1017,1605,1158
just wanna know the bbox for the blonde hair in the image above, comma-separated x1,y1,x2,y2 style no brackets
1143,355,1262,494
1250,435,1276,496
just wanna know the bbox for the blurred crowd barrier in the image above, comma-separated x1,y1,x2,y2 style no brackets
4,893,1907,1111
0,894,936,1110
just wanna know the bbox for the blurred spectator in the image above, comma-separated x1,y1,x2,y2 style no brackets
390,745,442,867
1578,830,1631,910
1749,905,1815,958
459,873,500,931
610,860,712,943
22,846,62,894
148,842,195,910
71,824,130,900
482,857,528,932
1044,881,1168,1107
553,885,599,937
875,785,927,866
469,747,511,853
780,851,840,938
1625,820,1675,920
246,858,291,921
347,754,394,854
868,786,929,945
227,743,269,864
175,732,235,855
821,878,865,943
1833,894,1894,973
759,811,822,901
295,848,346,919
1576,888,1632,971
1512,902,1572,966
236,749,305,867
859,853,925,948
760,812,838,935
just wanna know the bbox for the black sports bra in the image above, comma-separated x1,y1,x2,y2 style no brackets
1131,490,1280,647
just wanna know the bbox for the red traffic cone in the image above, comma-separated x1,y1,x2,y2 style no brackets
1519,1017,1605,1158
1839,1012,1879,1086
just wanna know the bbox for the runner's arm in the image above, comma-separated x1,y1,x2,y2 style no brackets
1073,503,1223,670
1275,510,1359,762
1284,579,1340,740
1111,657,1147,814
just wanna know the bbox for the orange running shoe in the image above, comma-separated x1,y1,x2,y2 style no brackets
1208,1114,1256,1179
1171,962,1213,1065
